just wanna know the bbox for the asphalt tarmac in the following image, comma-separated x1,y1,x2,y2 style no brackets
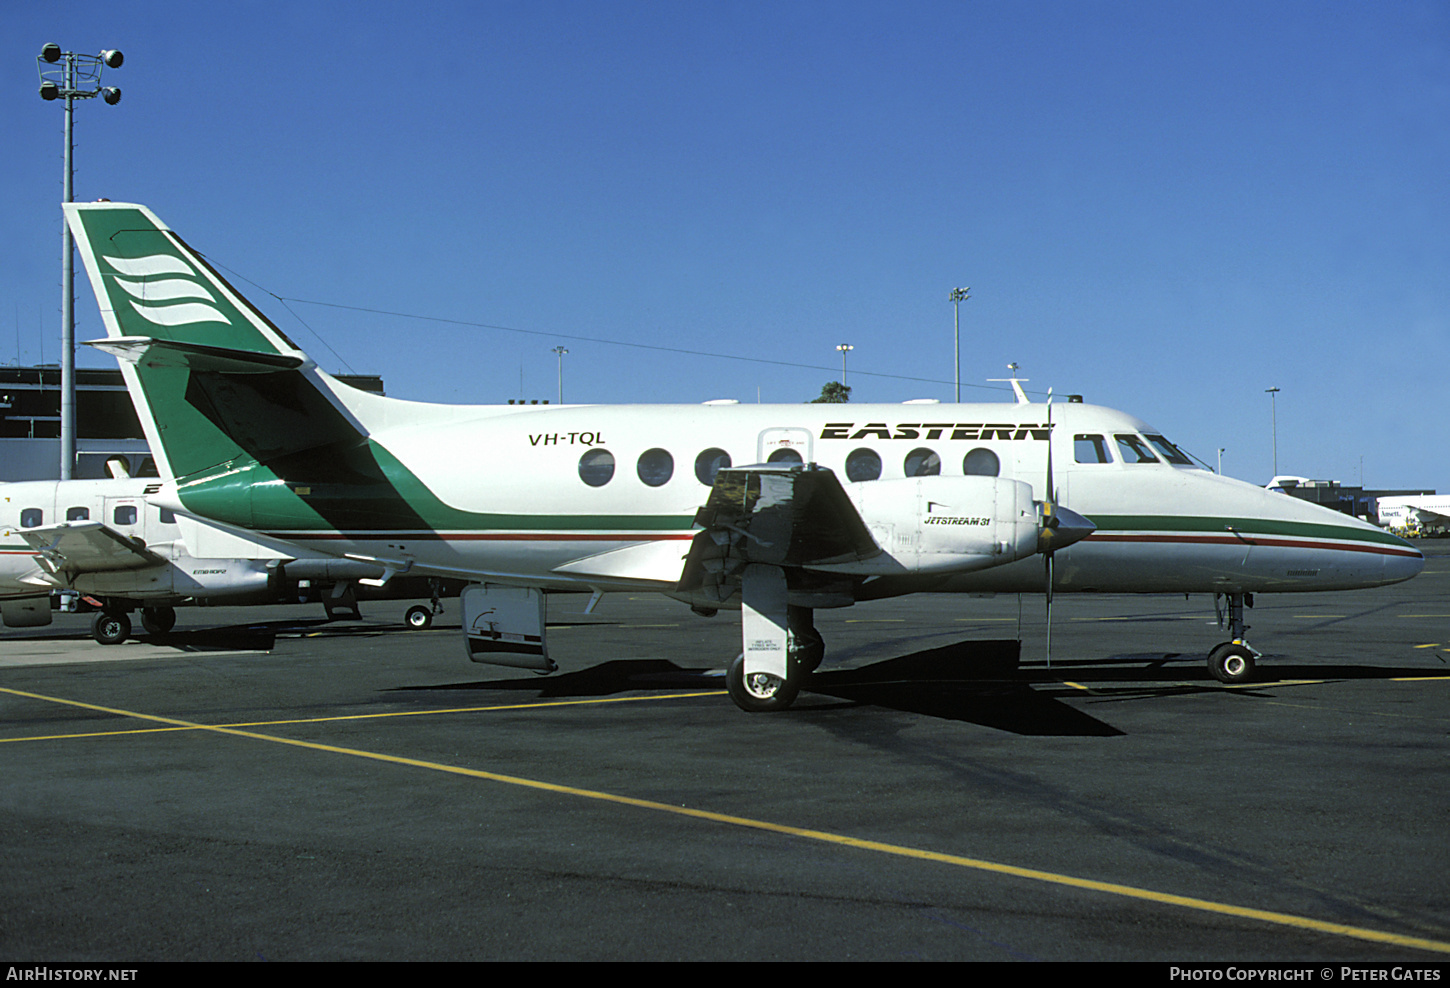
1,544,1447,962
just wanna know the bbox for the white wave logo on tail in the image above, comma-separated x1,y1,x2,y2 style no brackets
101,253,230,328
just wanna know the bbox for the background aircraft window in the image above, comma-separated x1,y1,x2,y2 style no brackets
903,448,941,477
845,448,882,482
1144,434,1195,466
113,505,138,525
695,448,731,486
21,508,42,528
578,448,615,487
766,448,803,465
963,448,1000,476
66,507,90,521
1114,434,1160,464
1075,435,1113,464
637,448,674,487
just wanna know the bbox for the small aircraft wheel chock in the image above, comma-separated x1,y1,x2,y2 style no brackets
726,653,801,713
1208,642,1256,684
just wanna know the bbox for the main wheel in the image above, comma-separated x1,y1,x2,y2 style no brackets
726,652,801,713
141,605,176,636
405,605,433,630
92,611,132,646
1208,643,1256,684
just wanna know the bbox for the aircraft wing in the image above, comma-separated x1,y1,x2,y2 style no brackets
1410,505,1450,526
18,522,166,578
679,465,880,592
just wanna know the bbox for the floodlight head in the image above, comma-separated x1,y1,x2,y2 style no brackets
102,87,122,105
100,49,123,69
41,43,62,63
39,81,60,101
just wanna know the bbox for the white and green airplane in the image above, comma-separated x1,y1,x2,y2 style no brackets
62,201,1423,711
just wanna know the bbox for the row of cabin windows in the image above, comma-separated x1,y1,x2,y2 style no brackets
578,446,1003,489
16,505,176,528
579,431,1193,489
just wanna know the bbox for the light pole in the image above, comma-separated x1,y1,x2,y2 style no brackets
36,43,124,480
1265,387,1280,478
553,346,568,404
1217,448,1225,475
836,343,853,387
949,287,969,403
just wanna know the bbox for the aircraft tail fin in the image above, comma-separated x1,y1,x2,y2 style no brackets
64,202,366,484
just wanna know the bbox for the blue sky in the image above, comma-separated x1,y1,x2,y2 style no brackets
4,1,1447,490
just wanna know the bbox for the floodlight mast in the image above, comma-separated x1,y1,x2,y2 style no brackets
35,44,124,480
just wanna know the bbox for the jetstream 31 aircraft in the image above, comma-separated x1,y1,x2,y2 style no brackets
64,202,1424,711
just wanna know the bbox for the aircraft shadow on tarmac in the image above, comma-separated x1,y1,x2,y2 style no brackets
399,637,1447,735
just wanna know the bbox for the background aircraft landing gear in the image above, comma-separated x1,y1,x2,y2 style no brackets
141,605,176,637
91,609,131,646
405,604,433,630
1208,592,1259,684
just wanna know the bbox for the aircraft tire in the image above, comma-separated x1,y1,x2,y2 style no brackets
1208,643,1256,684
92,611,131,646
726,652,801,713
405,605,433,630
141,606,176,636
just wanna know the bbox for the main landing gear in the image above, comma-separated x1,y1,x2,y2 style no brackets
90,604,177,645
725,603,822,713
1208,592,1259,684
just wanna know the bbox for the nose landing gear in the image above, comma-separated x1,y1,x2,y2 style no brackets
1208,593,1260,684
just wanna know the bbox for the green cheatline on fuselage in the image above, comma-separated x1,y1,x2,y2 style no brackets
176,437,692,534
1088,514,1410,548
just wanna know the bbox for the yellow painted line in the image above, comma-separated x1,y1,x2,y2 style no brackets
1391,676,1450,682
1412,643,1442,649
3,686,1447,955
1063,681,1091,691
0,691,727,745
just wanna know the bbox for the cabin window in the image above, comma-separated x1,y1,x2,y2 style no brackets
1144,434,1195,466
637,448,674,487
578,449,615,487
1074,435,1113,464
845,448,882,482
1114,434,1160,464
20,508,42,528
66,507,90,522
767,448,803,465
159,508,176,524
113,505,138,525
963,448,1000,477
903,448,941,477
695,448,731,486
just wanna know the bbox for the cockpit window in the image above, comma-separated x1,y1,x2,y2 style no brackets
1144,434,1195,466
1114,434,1160,464
1074,435,1113,464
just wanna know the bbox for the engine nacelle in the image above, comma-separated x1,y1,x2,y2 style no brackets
808,476,1041,576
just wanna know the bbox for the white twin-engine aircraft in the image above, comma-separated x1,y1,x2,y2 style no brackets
62,202,1423,711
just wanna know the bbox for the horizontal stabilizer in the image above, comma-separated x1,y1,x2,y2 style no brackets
18,522,165,577
86,336,305,373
